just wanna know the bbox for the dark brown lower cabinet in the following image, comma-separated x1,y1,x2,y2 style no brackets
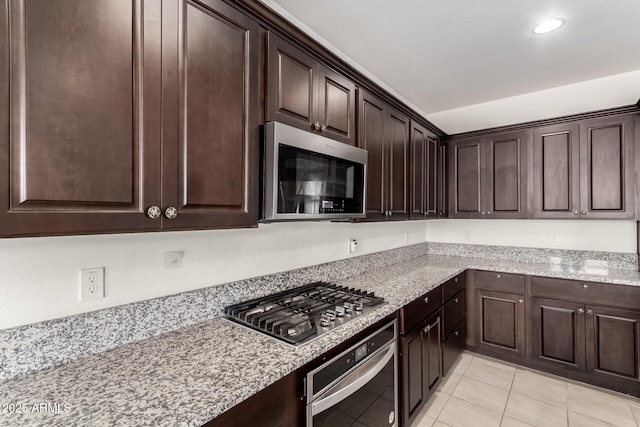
442,320,466,376
401,310,442,427
476,289,526,359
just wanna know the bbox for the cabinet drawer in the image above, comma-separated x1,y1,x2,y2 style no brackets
530,276,640,310
442,272,466,303
442,320,466,376
443,290,466,338
475,270,525,293
401,286,442,334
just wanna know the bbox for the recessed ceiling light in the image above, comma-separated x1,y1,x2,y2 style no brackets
532,18,566,35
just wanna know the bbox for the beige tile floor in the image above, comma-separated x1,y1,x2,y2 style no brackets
413,352,640,427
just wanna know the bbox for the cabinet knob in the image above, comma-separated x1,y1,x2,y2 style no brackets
454,298,459,303
454,331,459,336
577,307,585,314
454,277,458,282
146,206,161,219
440,211,444,216
424,296,429,304
481,211,486,215
586,308,593,315
313,122,321,131
518,298,524,304
423,325,431,333
320,124,327,132
573,210,579,215
164,206,178,219
496,274,501,279
582,284,589,289
389,211,393,217
487,211,492,215
581,210,587,215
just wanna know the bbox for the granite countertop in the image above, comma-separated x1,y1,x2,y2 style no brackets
1,254,639,427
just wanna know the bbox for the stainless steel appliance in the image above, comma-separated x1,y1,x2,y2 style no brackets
262,121,367,221
223,282,384,345
305,320,398,427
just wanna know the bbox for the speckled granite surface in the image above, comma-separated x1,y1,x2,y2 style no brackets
1,249,640,427
0,243,430,383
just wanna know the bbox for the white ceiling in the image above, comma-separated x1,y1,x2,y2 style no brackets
262,0,640,131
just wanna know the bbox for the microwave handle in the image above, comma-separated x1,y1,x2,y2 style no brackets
310,342,395,416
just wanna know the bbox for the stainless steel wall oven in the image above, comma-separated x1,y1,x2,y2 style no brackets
304,320,398,427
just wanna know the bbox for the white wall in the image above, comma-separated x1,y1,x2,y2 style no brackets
0,220,427,330
426,219,636,253
427,70,640,134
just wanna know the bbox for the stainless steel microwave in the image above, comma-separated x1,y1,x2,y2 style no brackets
262,122,367,221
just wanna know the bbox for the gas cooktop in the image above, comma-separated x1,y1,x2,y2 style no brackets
223,281,385,345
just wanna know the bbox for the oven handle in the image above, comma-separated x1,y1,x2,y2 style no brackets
311,341,395,416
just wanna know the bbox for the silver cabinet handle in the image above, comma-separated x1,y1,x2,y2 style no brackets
518,298,524,304
423,325,431,333
573,210,579,215
577,308,585,314
389,211,392,217
164,206,178,219
454,298,459,303
321,124,327,132
424,296,429,304
581,210,587,215
586,308,594,315
454,277,458,282
146,206,161,219
313,122,321,131
454,331,459,336
582,284,589,289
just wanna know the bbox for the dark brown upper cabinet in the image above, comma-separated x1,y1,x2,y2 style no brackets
358,90,410,220
0,0,260,237
266,33,356,145
533,114,634,219
410,121,439,219
448,130,529,219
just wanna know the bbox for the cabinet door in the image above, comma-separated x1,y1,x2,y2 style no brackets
402,325,426,424
530,298,585,372
579,115,634,219
532,123,580,218
266,32,317,132
476,289,525,357
358,90,386,219
401,311,442,427
443,321,466,377
438,141,448,217
386,107,410,220
161,0,259,229
448,138,484,218
586,305,640,381
485,130,529,219
316,66,356,145
411,121,439,219
0,0,162,236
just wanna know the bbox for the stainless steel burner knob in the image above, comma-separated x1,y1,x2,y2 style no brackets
320,315,331,327
287,327,298,336
335,306,345,317
344,302,354,313
355,302,363,312
326,309,336,320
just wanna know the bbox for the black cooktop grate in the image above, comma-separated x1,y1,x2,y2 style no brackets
224,281,384,345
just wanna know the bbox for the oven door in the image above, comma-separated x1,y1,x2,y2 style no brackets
306,341,397,427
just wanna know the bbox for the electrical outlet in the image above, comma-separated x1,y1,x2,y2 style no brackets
80,267,105,302
549,234,560,246
164,250,184,269
348,238,358,253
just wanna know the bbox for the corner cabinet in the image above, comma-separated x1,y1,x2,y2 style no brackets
448,130,529,219
410,121,439,219
266,32,356,145
532,114,635,219
0,0,260,237
358,89,410,220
